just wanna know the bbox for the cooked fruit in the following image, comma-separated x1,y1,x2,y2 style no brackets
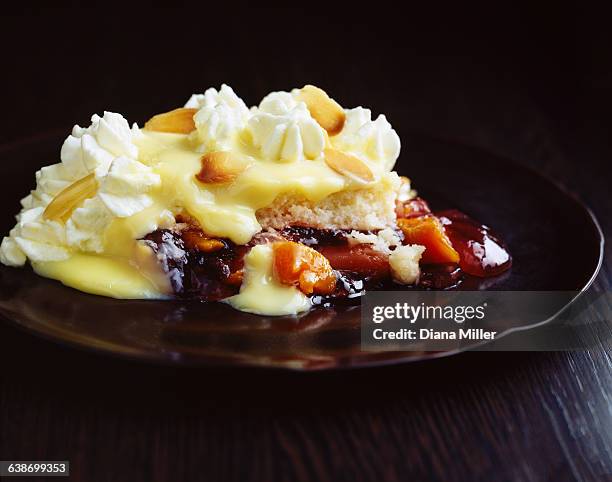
144,108,197,134
397,216,460,264
396,196,432,218
272,241,337,295
436,209,512,277
317,244,390,280
43,173,98,223
181,229,226,253
299,85,346,135
324,148,375,183
196,151,251,184
226,270,244,286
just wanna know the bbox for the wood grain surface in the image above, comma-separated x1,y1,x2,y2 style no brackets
0,9,611,482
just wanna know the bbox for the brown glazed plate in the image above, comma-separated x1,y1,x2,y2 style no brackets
0,132,604,370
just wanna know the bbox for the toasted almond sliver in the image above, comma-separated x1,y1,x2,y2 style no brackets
144,108,198,134
196,151,251,184
43,173,98,222
323,148,375,183
299,85,346,136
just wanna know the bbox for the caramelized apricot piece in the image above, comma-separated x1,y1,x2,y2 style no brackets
226,270,244,286
144,108,197,134
182,229,225,253
397,216,460,264
317,244,390,280
272,241,337,295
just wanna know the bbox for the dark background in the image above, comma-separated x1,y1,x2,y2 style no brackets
0,7,611,482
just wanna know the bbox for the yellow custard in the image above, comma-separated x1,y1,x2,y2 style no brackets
33,253,167,299
225,244,311,315
136,131,354,245
25,131,388,306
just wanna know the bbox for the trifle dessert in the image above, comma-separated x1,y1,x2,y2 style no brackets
0,85,511,315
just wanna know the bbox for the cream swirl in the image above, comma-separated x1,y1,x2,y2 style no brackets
186,84,249,152
248,91,326,163
98,156,161,217
331,107,400,171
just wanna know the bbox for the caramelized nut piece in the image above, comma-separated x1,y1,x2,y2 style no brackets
398,216,460,264
299,85,346,135
43,173,98,223
182,229,226,253
144,108,197,134
272,241,337,295
196,151,251,184
175,212,198,225
324,148,375,183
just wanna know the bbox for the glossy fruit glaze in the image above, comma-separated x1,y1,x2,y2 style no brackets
142,199,512,303
436,209,512,277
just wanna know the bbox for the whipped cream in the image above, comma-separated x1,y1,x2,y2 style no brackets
248,91,326,163
0,112,159,266
185,85,400,171
98,156,161,217
333,107,401,171
186,84,250,152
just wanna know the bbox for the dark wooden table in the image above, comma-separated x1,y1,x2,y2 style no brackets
0,10,611,482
